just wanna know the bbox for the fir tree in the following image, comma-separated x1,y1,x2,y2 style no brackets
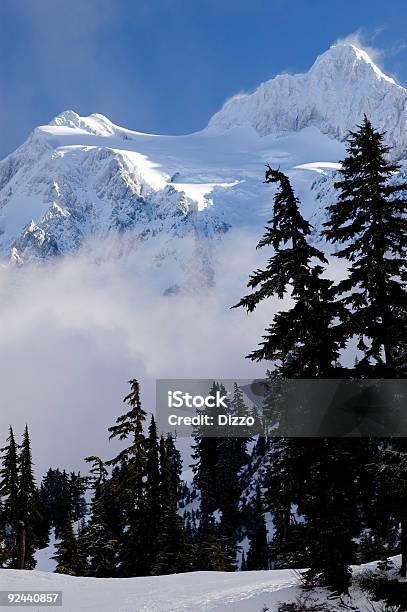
84,456,108,488
106,379,148,576
323,116,407,375
0,427,19,565
299,439,368,594
214,388,251,566
15,426,41,569
153,436,195,574
233,166,344,376
144,415,161,573
265,437,307,569
69,472,87,523
40,469,75,538
82,457,121,578
52,520,83,576
191,382,223,514
195,514,230,571
246,486,269,570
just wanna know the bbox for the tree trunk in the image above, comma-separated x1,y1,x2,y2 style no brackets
17,524,26,570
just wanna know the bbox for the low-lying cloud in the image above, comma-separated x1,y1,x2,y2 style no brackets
0,231,272,475
0,229,350,477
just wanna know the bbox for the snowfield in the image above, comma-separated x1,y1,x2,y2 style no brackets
0,567,301,611
0,558,401,611
3,42,407,266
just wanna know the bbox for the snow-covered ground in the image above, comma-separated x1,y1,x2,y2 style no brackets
0,567,299,611
0,558,401,611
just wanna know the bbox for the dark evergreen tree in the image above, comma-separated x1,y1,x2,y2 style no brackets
246,486,269,570
40,469,74,538
69,472,87,523
323,116,407,375
153,436,195,574
191,382,223,514
195,513,230,571
265,437,308,570
52,520,83,576
15,426,42,569
233,166,344,376
82,456,121,577
84,456,108,487
0,427,19,566
106,379,148,576
215,386,251,566
143,415,161,573
299,439,368,594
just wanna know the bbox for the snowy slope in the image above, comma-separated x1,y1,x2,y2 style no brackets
0,567,300,612
1,42,405,265
0,115,343,264
0,558,401,611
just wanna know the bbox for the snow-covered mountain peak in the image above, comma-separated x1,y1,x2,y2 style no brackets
208,43,407,157
310,43,397,85
2,42,407,267
49,110,116,136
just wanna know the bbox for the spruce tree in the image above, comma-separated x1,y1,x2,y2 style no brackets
144,416,161,573
233,166,372,594
323,116,407,375
52,520,83,576
195,514,230,571
15,426,41,569
0,427,19,565
191,382,223,514
233,166,344,376
69,472,87,523
82,456,121,577
265,437,310,570
153,436,195,574
106,379,148,576
40,469,75,539
246,486,269,570
299,439,367,594
215,385,251,566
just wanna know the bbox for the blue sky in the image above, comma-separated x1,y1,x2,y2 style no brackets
1,0,407,158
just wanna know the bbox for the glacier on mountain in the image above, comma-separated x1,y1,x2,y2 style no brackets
0,42,406,265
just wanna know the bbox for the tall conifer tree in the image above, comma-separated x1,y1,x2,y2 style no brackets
52,520,83,576
16,426,41,569
233,166,344,376
0,427,19,565
144,416,161,573
154,436,195,574
82,456,121,577
246,486,269,570
323,116,407,375
107,379,148,576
